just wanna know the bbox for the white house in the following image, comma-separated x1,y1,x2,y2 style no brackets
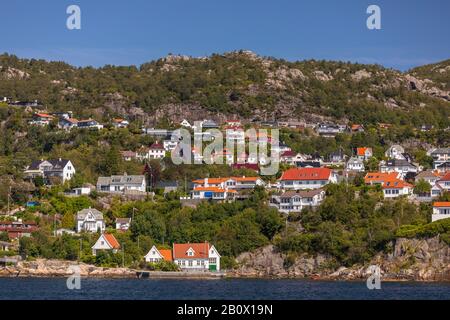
92,233,121,256
58,118,79,130
380,159,419,178
24,159,76,183
191,187,236,201
77,119,104,130
279,168,337,190
97,174,147,193
356,147,373,161
149,142,165,159
382,179,413,198
430,148,450,169
29,113,55,126
115,218,131,231
432,202,450,222
180,119,192,128
163,139,179,152
192,176,265,191
270,189,325,214
76,208,105,233
173,242,221,271
346,157,365,172
415,170,441,186
385,145,406,160
112,118,129,128
144,245,173,263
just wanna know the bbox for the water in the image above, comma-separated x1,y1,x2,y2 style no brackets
0,278,449,300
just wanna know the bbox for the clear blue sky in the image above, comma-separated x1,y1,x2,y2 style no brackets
0,0,449,70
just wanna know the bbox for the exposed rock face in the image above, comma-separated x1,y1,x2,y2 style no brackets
313,70,333,82
231,237,450,281
0,259,136,278
404,74,450,101
351,69,372,81
0,66,30,80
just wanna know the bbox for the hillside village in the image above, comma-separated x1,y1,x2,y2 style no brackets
1,52,450,277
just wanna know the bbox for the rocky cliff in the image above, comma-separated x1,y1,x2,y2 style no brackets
231,237,450,281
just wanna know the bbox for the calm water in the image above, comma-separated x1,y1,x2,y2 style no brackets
0,278,449,300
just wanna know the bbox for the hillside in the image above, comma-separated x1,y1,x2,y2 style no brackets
1,51,449,128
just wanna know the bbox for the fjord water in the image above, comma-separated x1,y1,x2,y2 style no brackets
0,278,449,300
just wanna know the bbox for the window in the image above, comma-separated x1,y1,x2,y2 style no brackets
209,258,216,264
188,260,193,267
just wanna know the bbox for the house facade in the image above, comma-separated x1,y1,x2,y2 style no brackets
144,246,173,263
279,168,337,190
97,174,147,193
385,145,406,160
76,208,105,233
346,157,365,172
191,187,236,201
173,242,221,271
380,159,419,178
357,147,373,161
432,202,450,222
270,189,325,214
148,142,166,159
430,148,450,169
92,233,120,256
77,119,104,130
115,218,131,231
24,159,76,183
382,180,413,198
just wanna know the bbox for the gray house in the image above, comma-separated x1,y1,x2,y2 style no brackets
76,208,105,233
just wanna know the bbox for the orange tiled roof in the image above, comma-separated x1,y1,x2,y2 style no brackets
103,233,120,249
357,147,371,156
193,186,228,193
364,172,399,184
159,249,173,262
173,243,210,259
382,179,412,189
280,168,332,181
433,202,450,208
35,113,54,118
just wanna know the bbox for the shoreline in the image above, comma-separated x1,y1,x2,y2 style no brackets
1,269,449,283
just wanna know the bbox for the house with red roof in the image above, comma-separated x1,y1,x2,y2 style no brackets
29,113,55,126
92,233,121,256
112,118,129,128
356,147,373,161
173,242,221,271
382,179,413,198
144,245,173,263
364,172,401,185
149,141,166,159
432,202,450,222
279,168,337,190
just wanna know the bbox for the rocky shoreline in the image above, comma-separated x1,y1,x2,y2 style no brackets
230,237,450,282
1,237,449,281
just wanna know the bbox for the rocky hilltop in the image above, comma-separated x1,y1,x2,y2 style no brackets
1,51,449,127
231,237,450,281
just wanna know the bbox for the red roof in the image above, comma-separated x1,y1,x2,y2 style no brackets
364,172,400,184
440,172,450,181
35,113,54,119
281,150,296,157
103,233,120,249
232,164,259,171
150,142,164,150
357,147,372,156
159,249,173,262
173,243,210,259
433,202,450,208
382,179,412,189
280,168,332,181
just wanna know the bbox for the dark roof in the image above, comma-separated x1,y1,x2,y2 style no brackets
385,159,416,167
28,159,70,171
296,161,321,168
156,181,179,188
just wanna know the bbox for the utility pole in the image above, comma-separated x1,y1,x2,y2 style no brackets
79,239,82,262
122,243,125,268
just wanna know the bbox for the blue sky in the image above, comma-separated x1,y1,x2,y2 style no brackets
0,0,449,70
